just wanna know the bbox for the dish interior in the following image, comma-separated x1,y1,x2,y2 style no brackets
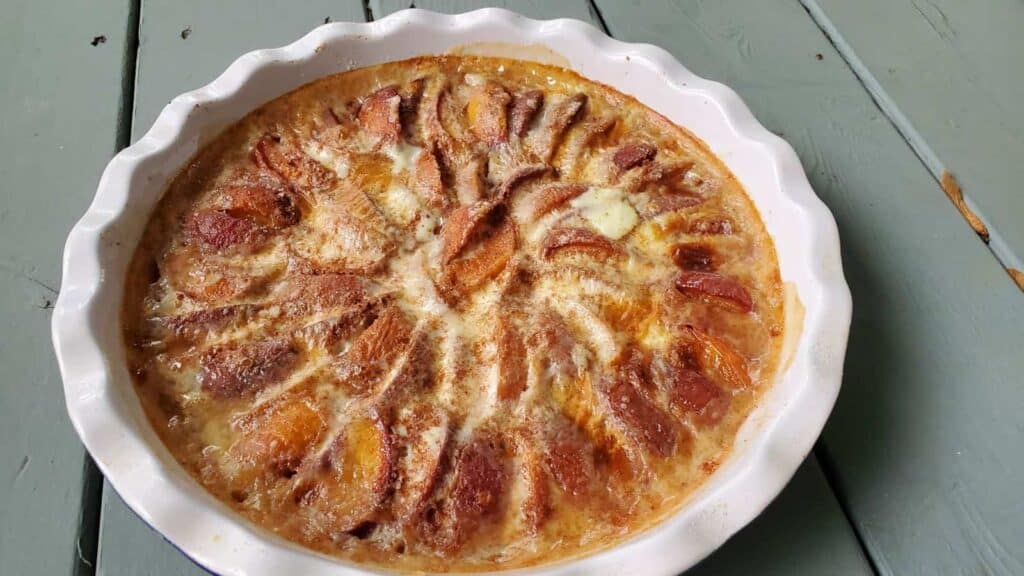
121,55,784,572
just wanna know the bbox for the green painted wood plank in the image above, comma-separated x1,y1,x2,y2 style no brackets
805,0,1024,277
690,457,868,575
96,2,366,575
0,1,135,575
129,0,366,140
593,1,1024,574
370,0,599,22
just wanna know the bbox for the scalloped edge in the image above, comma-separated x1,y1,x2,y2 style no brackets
52,8,851,576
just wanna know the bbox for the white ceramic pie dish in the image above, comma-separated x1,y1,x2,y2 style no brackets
53,8,851,576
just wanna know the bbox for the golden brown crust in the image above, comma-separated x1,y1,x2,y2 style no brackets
122,55,784,572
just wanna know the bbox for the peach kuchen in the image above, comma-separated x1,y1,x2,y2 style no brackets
122,55,785,571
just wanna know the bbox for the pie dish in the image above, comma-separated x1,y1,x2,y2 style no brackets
53,8,851,576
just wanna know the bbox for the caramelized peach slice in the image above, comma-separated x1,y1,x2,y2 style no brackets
152,303,256,344
184,209,271,254
291,304,378,352
519,444,550,534
528,93,587,161
409,148,447,209
440,201,496,264
199,337,300,398
454,155,486,205
495,319,527,401
358,86,402,144
524,182,587,219
294,413,393,534
274,273,369,316
333,305,414,396
253,133,335,193
231,392,326,480
465,81,511,146
663,365,730,426
612,142,657,172
491,163,548,202
509,90,543,137
682,325,753,391
557,115,616,176
527,309,579,379
674,271,754,313
161,248,278,303
671,242,717,271
541,227,624,261
214,180,300,229
392,404,450,522
441,215,517,296
418,431,508,552
543,424,597,500
600,369,679,458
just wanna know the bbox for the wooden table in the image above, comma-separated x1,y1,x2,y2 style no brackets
2,1,1021,574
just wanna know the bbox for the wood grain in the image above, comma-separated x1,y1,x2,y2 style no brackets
0,1,134,575
594,1,1024,574
805,0,1024,278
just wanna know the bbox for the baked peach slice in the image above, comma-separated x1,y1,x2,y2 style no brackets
358,86,402,145
465,81,511,147
333,305,417,396
543,423,597,500
516,440,551,535
526,309,579,379
440,201,497,264
253,133,335,194
509,90,543,137
151,303,257,345
293,411,393,534
671,242,717,272
212,174,301,230
409,148,448,210
391,404,450,523
541,227,625,261
230,390,327,483
417,431,509,553
612,142,657,173
521,182,587,220
199,337,300,399
674,271,754,313
495,318,528,401
440,214,518,297
527,93,587,162
681,325,753,391
161,248,280,303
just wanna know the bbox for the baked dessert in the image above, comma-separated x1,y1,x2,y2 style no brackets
123,55,784,571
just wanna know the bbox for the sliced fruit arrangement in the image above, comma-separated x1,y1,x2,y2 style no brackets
124,55,784,571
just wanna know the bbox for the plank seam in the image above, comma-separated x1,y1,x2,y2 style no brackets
585,0,612,34
89,0,141,572
799,0,1024,290
813,443,887,576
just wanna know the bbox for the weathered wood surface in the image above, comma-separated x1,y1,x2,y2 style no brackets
806,0,1024,276
0,1,134,575
594,1,1024,575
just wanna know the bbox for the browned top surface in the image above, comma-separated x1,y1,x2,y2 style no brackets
122,55,784,572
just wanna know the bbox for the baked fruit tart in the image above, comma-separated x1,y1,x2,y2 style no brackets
123,55,784,572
